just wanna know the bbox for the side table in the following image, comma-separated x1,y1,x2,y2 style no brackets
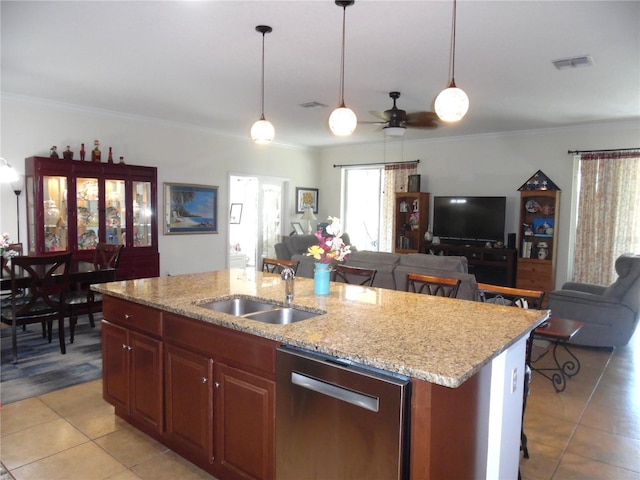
528,316,584,393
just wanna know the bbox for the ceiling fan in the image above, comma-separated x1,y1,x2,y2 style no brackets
364,91,439,136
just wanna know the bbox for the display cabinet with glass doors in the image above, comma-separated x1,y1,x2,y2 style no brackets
25,156,159,280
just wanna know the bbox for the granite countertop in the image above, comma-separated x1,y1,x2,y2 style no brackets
93,269,548,388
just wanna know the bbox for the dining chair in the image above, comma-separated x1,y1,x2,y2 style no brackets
1,252,72,363
406,273,461,297
332,264,377,287
262,258,299,275
476,282,545,468
66,243,123,343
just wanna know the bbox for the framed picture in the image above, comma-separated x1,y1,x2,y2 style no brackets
230,203,243,224
164,183,218,235
296,187,318,214
533,217,554,236
291,222,305,235
408,174,421,192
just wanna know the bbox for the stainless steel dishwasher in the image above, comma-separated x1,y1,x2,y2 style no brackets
276,345,411,480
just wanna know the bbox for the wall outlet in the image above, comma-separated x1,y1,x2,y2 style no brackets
511,367,518,394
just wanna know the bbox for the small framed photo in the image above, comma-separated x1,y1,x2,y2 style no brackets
291,222,305,235
230,203,243,224
296,187,318,214
408,174,421,192
533,218,554,235
164,183,218,235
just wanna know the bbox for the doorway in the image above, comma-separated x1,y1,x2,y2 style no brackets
229,174,287,270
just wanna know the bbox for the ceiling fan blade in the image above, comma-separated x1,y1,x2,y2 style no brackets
405,111,439,129
369,110,391,121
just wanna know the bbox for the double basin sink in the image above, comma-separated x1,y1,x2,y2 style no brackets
196,296,324,325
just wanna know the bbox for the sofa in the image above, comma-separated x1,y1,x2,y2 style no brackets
284,248,478,301
548,253,640,348
274,234,352,261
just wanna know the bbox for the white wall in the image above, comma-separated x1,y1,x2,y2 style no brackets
317,122,640,287
0,95,320,275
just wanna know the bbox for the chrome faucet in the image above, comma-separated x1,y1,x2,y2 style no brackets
281,267,295,303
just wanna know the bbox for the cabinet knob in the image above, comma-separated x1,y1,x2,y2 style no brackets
122,344,127,349
202,377,208,384
124,314,131,319
127,345,132,351
214,382,220,388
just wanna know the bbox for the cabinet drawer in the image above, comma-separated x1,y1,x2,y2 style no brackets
102,296,163,337
164,312,277,377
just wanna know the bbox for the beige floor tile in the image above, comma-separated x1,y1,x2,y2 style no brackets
581,396,640,441
553,451,640,480
64,402,126,440
39,380,105,418
131,451,216,480
0,398,60,437
566,424,640,474
104,471,142,480
94,425,167,468
523,409,576,451
519,441,563,480
1,418,89,470
10,442,126,480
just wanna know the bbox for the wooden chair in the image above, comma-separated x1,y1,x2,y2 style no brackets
406,273,461,298
332,264,377,287
476,282,545,466
66,243,123,343
1,252,72,363
262,258,299,275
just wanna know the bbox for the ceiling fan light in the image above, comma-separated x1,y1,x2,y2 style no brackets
329,106,357,136
251,118,275,144
435,85,469,122
384,126,406,137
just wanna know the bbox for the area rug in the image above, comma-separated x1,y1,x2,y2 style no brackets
0,317,102,405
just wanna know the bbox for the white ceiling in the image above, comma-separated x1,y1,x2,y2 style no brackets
2,1,639,149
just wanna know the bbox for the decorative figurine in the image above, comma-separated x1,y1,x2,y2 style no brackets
50,146,59,158
119,155,125,165
63,145,73,160
91,139,101,163
108,147,114,164
80,143,86,161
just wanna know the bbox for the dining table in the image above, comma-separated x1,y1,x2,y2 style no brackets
1,259,115,291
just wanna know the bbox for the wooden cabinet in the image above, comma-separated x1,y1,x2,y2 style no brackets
102,308,163,434
165,343,214,464
516,189,561,299
215,362,275,480
394,192,429,253
24,156,159,280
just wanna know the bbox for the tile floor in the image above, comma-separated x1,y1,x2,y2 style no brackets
1,328,639,480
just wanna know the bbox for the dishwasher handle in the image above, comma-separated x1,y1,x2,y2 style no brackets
291,371,379,412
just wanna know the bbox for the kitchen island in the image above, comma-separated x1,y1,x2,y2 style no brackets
94,269,548,479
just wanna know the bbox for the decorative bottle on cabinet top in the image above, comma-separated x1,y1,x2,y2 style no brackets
91,140,101,163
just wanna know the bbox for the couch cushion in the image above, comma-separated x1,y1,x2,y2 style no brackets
344,251,400,290
398,253,468,273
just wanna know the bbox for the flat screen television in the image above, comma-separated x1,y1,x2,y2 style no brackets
432,196,506,243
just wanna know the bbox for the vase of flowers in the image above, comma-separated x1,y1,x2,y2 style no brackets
306,217,351,295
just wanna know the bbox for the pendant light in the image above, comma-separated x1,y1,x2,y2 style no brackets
251,25,275,144
435,0,469,123
329,0,357,136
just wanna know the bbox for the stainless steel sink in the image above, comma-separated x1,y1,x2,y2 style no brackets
195,296,323,325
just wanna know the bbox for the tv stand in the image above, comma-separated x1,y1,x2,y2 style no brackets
423,243,517,287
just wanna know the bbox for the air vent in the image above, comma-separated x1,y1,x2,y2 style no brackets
553,55,593,70
299,101,328,108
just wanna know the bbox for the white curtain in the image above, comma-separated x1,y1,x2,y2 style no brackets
380,163,417,252
573,150,640,284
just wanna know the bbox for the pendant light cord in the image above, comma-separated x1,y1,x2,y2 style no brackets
338,4,347,107
260,30,266,120
449,0,457,86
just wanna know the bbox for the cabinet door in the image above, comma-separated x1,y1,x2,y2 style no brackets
165,343,214,464
105,178,126,246
129,331,163,433
215,363,275,480
76,177,100,250
42,175,69,252
101,320,129,411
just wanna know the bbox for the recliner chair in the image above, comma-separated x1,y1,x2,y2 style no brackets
548,253,640,348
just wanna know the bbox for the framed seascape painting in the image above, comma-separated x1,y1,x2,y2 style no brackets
296,187,319,214
164,183,218,234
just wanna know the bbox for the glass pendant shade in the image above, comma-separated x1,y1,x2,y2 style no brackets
0,158,19,183
435,82,469,122
251,117,275,144
329,106,357,136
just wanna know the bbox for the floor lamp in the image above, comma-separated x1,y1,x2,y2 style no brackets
12,179,23,244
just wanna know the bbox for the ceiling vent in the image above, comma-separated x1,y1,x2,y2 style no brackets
300,101,328,108
553,55,593,70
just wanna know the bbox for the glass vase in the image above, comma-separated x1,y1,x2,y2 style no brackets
314,263,331,295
